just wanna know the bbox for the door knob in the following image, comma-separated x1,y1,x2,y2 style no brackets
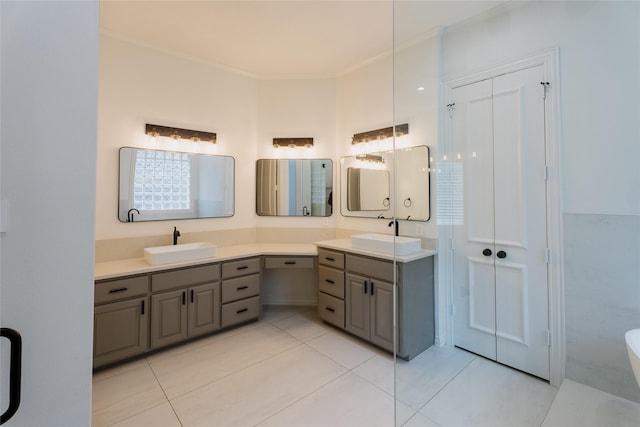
497,250,507,259
482,249,492,256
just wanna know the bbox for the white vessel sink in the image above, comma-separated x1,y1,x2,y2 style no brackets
351,233,421,256
626,329,640,388
144,242,217,265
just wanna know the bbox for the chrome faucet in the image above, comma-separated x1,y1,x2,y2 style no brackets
173,226,181,245
388,219,399,236
127,208,140,222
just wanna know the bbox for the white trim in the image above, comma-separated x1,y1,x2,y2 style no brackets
439,48,565,386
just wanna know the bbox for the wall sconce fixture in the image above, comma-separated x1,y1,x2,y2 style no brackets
351,123,409,145
356,154,384,163
273,137,314,148
145,124,216,143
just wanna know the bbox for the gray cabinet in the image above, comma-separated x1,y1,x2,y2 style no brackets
345,266,394,353
317,246,435,360
317,249,345,328
150,263,221,350
221,257,261,328
151,288,187,348
93,276,149,368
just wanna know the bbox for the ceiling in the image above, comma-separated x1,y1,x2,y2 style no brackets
100,1,508,78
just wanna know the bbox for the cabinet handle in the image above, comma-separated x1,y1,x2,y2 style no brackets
236,308,248,314
371,282,375,295
325,279,335,284
141,300,145,315
237,266,248,270
364,280,368,294
237,285,249,290
325,307,335,313
497,250,507,259
325,257,335,262
109,287,128,294
482,248,492,257
284,261,296,265
182,292,186,305
190,290,194,303
0,328,21,424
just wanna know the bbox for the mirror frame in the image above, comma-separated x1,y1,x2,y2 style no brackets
118,146,235,222
256,158,334,217
340,145,430,221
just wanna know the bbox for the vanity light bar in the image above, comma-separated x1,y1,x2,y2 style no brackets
355,154,384,163
273,138,314,148
145,124,216,143
351,123,409,145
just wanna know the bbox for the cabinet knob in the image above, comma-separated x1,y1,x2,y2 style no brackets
482,249,492,257
497,250,507,259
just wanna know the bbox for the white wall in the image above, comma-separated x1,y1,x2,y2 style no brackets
441,1,640,402
97,35,257,240
0,1,99,425
97,38,347,239
442,0,640,215
256,78,338,229
336,37,439,238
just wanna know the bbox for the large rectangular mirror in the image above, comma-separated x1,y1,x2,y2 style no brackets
256,159,333,217
341,145,430,221
119,147,235,222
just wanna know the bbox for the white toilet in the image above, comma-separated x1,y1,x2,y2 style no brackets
625,329,640,388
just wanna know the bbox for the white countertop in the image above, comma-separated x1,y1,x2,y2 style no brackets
94,240,437,281
314,238,437,263
94,243,317,281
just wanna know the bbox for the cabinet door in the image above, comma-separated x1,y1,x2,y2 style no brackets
151,289,188,349
370,279,394,352
188,282,221,338
94,296,148,368
345,273,369,340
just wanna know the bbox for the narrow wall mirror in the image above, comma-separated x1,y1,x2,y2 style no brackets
118,147,235,222
256,159,333,217
341,145,430,221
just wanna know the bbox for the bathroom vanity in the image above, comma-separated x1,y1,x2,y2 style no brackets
315,239,435,360
93,241,435,368
93,244,316,368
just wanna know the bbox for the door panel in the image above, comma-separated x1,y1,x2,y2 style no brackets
345,273,369,340
452,78,497,360
188,282,221,337
452,65,549,380
370,279,394,352
493,66,549,380
151,290,187,349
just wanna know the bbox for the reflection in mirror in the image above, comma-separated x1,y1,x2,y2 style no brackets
346,167,390,211
256,159,333,217
119,147,235,222
341,145,430,221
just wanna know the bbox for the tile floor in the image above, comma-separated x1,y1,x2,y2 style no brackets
93,306,640,427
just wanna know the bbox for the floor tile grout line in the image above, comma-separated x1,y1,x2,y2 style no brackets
145,357,185,427
251,370,354,427
161,342,307,402
411,353,478,416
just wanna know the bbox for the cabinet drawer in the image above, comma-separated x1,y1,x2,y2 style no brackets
222,257,261,279
152,264,220,293
318,292,344,328
264,256,315,269
222,274,260,303
95,276,149,304
317,248,345,269
318,265,344,299
221,296,260,328
346,254,394,282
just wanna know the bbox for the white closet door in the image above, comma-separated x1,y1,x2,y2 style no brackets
452,78,497,361
451,65,549,380
493,65,549,380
